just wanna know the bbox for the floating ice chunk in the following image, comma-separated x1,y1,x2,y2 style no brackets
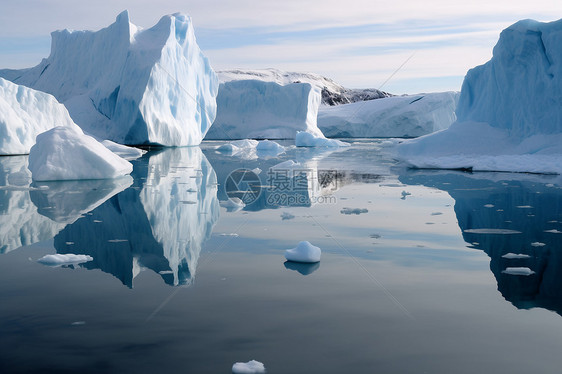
502,267,535,276
340,207,368,215
220,197,245,212
464,228,522,234
256,140,285,154
531,242,546,247
219,233,239,237
285,241,321,263
37,253,93,266
252,168,262,175
232,360,266,374
484,204,495,208
281,212,295,220
28,126,133,181
101,140,145,160
502,253,531,259
0,77,79,155
217,139,259,153
295,131,350,147
516,205,533,209
544,229,562,234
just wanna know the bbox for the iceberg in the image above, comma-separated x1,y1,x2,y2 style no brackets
0,11,218,146
0,77,77,155
285,241,321,263
295,131,350,147
28,126,133,181
218,68,391,105
318,92,459,138
216,139,285,159
205,78,323,140
231,360,266,374
396,19,562,174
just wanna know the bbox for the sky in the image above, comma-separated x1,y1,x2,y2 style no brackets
1,1,562,94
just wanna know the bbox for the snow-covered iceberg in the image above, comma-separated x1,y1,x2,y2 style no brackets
318,92,459,138
205,78,323,140
295,131,350,147
0,77,77,155
37,254,93,267
28,126,133,181
396,19,562,174
0,11,218,146
216,139,285,159
285,241,321,263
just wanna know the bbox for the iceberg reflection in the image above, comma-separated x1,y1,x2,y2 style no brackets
53,148,219,287
400,171,562,315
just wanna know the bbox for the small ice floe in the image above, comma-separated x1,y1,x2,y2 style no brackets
101,140,146,160
484,204,495,208
531,242,546,247
71,321,86,326
516,205,533,209
546,183,555,187
545,229,562,234
256,139,285,153
219,233,239,237
502,253,531,259
281,212,295,220
401,190,411,199
65,242,74,245
295,131,350,147
220,198,246,212
285,241,321,263
463,229,522,234
431,212,443,216
502,267,535,276
252,168,262,175
158,270,173,275
232,360,266,374
108,239,128,243
37,254,93,267
340,207,368,215
370,234,381,239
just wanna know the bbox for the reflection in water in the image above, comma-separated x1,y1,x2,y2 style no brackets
400,171,562,315
205,146,382,211
284,261,320,275
52,148,219,288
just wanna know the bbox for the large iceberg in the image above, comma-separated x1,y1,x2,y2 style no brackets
205,78,323,140
28,126,133,181
0,78,77,155
0,11,218,146
318,92,459,138
396,19,562,174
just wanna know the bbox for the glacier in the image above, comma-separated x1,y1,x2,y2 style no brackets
0,77,77,155
396,19,562,174
28,126,133,181
205,78,323,140
0,11,218,146
318,92,459,138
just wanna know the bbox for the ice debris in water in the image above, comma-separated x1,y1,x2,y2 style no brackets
502,253,531,259
37,254,93,266
531,242,546,247
281,212,295,220
295,131,350,147
502,267,535,276
232,360,266,374
285,241,321,263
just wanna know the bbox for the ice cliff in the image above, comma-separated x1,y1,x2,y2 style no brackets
0,11,218,146
0,78,77,155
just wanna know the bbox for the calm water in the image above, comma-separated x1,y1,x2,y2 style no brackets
1,140,562,373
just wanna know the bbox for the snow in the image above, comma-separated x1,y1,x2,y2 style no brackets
295,131,350,147
502,253,531,259
0,11,218,146
285,241,321,263
205,78,323,140
28,126,133,181
318,92,459,138
395,19,562,174
0,77,78,155
37,253,93,266
231,360,266,374
502,267,535,276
